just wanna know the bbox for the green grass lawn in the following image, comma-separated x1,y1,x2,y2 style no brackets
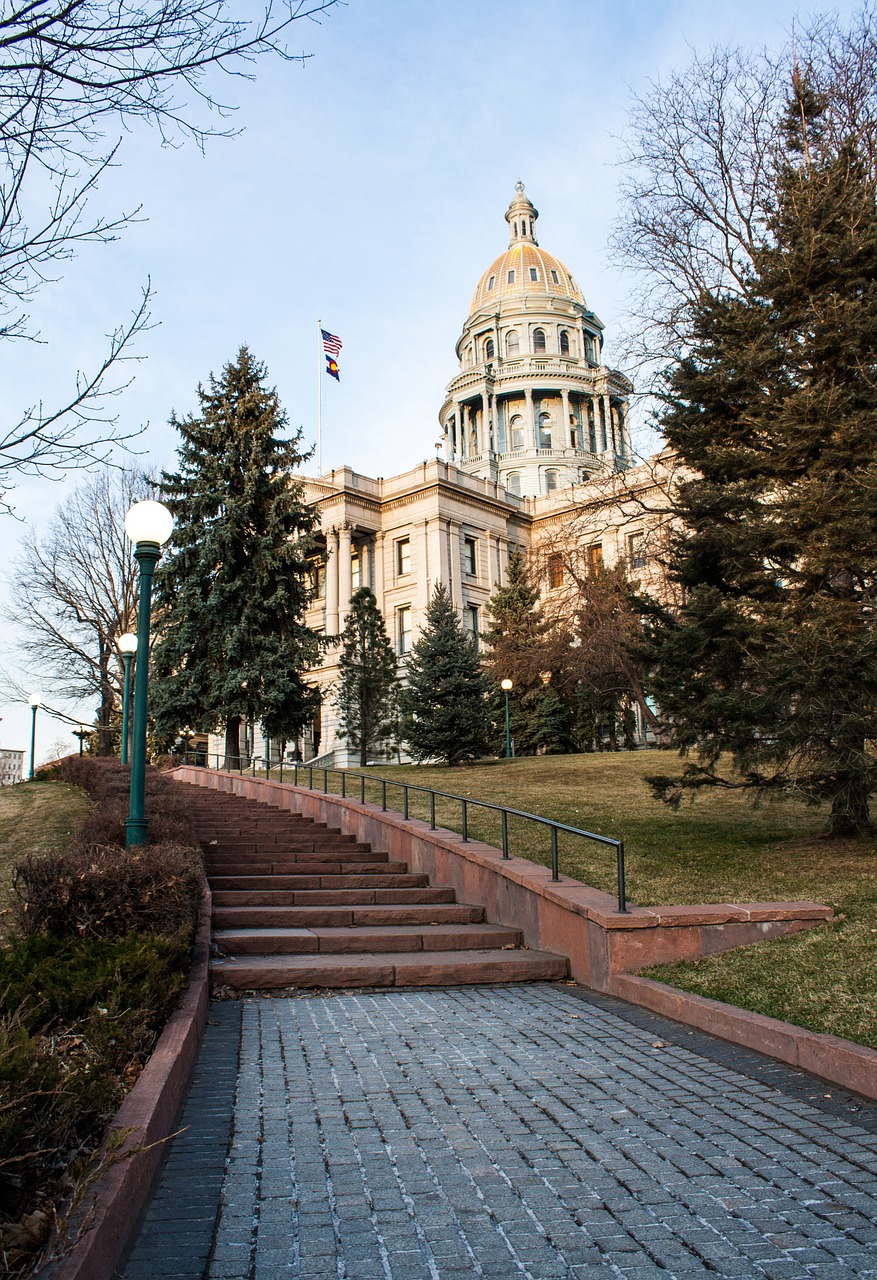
298,751,876,1050
0,780,92,930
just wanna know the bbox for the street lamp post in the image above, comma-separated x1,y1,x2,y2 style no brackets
72,725,89,756
501,679,513,759
117,632,139,766
124,501,174,849
28,693,41,779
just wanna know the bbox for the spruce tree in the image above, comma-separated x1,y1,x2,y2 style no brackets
151,347,322,762
400,583,491,766
647,75,877,834
482,551,556,755
335,588,399,767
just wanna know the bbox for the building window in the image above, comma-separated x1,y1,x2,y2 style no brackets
397,606,412,655
308,559,326,599
560,330,570,355
506,473,521,496
507,269,516,284
509,415,524,450
513,221,518,237
463,536,477,575
532,327,546,353
550,269,559,284
487,275,495,291
505,330,519,356
538,412,552,448
351,551,361,590
627,532,646,570
467,605,480,650
545,469,558,493
396,537,411,575
529,266,538,282
588,543,604,574
485,338,495,360
547,553,563,589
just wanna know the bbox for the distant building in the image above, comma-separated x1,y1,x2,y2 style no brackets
0,748,24,786
209,184,666,768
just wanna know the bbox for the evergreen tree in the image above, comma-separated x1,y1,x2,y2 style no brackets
151,347,322,762
335,588,399,767
647,76,877,834
400,584,491,766
482,551,557,756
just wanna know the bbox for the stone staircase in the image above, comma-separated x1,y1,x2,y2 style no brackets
187,788,568,990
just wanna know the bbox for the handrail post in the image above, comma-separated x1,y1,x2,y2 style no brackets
360,774,365,804
461,799,468,842
550,826,559,881
616,841,628,913
279,759,283,783
323,767,328,793
381,780,387,811
341,772,346,798
403,785,409,820
309,765,314,789
430,791,436,830
501,809,509,858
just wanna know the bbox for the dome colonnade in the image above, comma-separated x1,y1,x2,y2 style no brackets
439,182,632,497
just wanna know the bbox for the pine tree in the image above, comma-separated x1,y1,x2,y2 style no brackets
647,76,877,834
151,347,322,762
399,584,491,766
335,588,399,767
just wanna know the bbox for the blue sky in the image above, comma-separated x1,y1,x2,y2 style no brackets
0,0,861,755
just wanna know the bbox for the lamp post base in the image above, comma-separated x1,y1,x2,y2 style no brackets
125,817,148,849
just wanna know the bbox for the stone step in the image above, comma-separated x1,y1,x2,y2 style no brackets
213,922,523,955
211,875,430,903
209,864,409,888
201,838,372,853
213,903,486,929
214,887,456,907
210,948,569,991
204,853,386,873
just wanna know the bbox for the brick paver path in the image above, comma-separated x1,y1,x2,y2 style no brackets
123,985,877,1280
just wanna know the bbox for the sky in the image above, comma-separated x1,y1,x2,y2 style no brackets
0,0,863,758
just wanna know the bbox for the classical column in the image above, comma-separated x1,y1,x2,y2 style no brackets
620,400,632,460
338,523,353,626
427,517,450,594
360,539,371,590
602,394,612,453
481,389,490,454
498,537,509,585
457,402,467,457
561,388,571,447
525,386,536,450
373,531,385,606
325,527,339,635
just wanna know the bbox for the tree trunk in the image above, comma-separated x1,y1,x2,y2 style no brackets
224,714,241,770
97,650,115,756
829,782,873,837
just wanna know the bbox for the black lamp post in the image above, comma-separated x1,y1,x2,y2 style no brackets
28,693,41,779
117,632,138,766
124,500,173,849
72,725,89,756
501,678,513,759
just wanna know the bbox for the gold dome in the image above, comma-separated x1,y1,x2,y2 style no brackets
469,241,585,315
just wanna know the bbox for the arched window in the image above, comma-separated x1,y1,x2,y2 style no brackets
559,330,570,356
532,328,546,353
509,415,524,451
538,412,552,448
505,330,520,356
506,473,521,496
485,338,495,360
545,469,559,493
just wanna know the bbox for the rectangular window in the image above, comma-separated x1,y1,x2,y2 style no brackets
587,543,603,574
351,551,360,590
487,275,495,291
507,269,516,284
463,536,477,576
397,606,412,655
547,553,563,589
467,605,480,650
396,537,411,575
308,560,326,599
529,267,538,282
627,532,646,570
550,269,559,284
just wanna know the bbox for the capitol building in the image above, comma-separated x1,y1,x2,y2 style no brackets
213,184,663,766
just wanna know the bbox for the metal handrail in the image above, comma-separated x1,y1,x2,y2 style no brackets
181,752,628,913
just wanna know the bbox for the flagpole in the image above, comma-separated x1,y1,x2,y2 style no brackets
316,319,323,475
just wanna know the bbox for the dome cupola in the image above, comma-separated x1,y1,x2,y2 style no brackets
439,183,634,498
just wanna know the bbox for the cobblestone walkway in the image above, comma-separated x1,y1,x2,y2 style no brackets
124,985,877,1280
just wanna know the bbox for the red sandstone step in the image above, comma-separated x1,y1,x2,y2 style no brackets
210,948,569,990
210,864,409,888
213,922,523,955
213,903,486,928
204,854,386,872
212,875,430,903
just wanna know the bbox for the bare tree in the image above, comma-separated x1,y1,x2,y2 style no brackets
4,467,154,752
0,0,338,505
612,6,877,374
